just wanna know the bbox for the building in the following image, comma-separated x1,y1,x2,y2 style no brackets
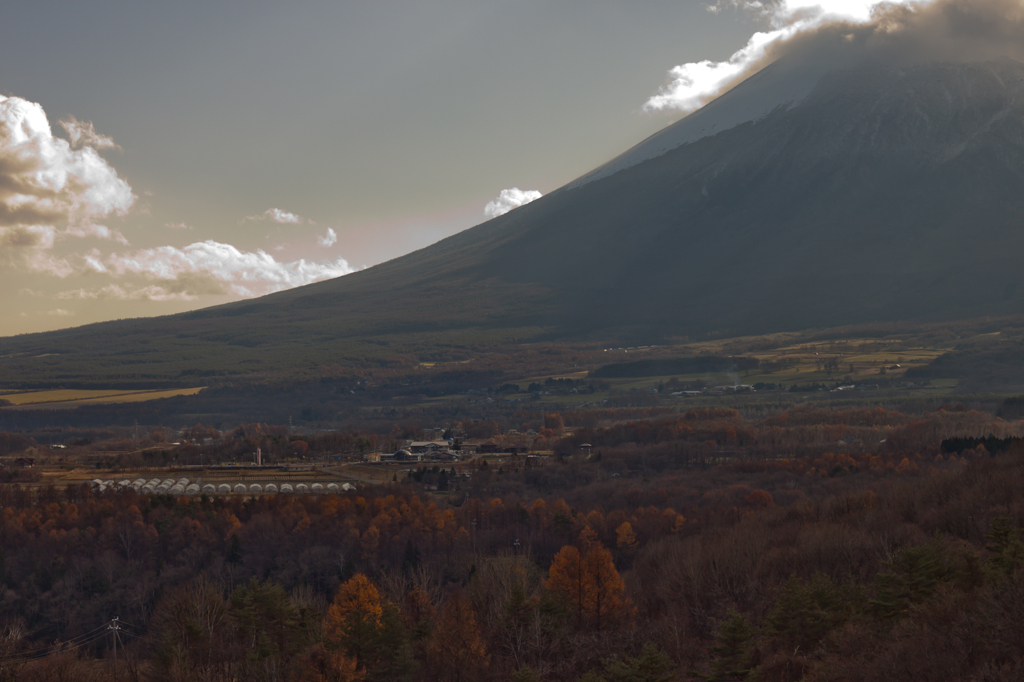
408,441,450,455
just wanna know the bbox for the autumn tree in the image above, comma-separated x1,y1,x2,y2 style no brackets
423,589,490,682
324,574,384,669
546,527,628,630
547,545,586,629
402,586,435,638
744,489,773,509
105,504,156,561
323,574,414,682
544,413,565,435
616,522,638,551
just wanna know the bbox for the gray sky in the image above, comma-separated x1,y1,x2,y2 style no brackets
1,1,771,335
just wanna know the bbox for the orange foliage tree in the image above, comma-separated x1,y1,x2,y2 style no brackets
616,521,638,550
546,527,629,630
322,574,415,681
324,574,383,670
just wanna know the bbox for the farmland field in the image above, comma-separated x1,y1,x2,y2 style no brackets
0,387,205,407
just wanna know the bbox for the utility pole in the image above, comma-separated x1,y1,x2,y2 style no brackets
108,617,120,682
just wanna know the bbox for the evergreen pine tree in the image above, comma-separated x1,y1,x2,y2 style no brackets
986,517,1024,577
870,541,954,621
703,610,754,681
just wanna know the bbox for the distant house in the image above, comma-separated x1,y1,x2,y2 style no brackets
408,441,449,455
14,457,35,467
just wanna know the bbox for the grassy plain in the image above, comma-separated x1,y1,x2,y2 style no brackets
516,337,950,392
3,320,1019,432
0,387,204,406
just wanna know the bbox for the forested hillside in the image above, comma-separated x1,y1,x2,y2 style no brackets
3,403,1024,680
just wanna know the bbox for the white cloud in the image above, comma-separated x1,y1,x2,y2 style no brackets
46,308,74,317
644,0,929,112
318,227,338,247
164,222,193,230
64,223,128,244
484,188,543,219
24,252,77,278
58,115,121,151
106,240,355,298
24,236,355,299
247,207,308,224
0,95,134,246
25,248,110,278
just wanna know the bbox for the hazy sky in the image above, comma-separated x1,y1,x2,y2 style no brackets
0,1,927,335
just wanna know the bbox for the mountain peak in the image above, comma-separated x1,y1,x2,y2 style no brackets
5,56,1024,379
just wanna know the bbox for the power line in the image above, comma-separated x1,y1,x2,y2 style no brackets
3,630,108,660
0,623,110,659
0,628,110,663
113,619,142,632
0,615,139,664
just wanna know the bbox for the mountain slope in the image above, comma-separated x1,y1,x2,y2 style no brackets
4,57,1024,381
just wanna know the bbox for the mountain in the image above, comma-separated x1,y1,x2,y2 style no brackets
5,56,1024,382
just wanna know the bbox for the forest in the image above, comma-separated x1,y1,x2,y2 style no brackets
2,402,1024,680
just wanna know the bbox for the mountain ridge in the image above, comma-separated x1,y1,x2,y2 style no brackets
4,57,1024,381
